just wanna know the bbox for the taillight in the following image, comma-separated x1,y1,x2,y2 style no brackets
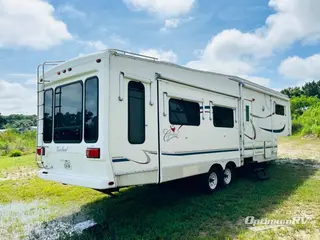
86,148,100,159
37,147,45,156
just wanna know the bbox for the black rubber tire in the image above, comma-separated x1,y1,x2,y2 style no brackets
221,166,233,187
202,167,221,193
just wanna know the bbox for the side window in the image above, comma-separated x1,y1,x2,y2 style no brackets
169,99,200,126
213,106,234,128
43,89,53,143
275,104,285,116
246,105,250,122
128,81,145,144
84,77,99,143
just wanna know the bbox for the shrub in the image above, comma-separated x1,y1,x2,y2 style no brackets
9,149,23,157
0,130,35,156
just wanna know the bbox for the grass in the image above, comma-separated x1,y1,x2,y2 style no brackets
0,137,319,239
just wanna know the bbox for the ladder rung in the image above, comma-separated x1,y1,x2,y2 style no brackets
37,104,44,107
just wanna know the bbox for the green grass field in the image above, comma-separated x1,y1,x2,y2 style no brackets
0,137,320,239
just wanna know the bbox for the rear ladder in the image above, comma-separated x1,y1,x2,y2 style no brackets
35,61,64,169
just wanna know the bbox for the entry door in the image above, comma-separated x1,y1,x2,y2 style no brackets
244,99,254,151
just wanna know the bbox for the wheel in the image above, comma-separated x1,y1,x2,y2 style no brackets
222,167,233,186
202,167,220,193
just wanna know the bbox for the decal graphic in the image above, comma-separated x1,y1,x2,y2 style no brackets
245,119,257,140
163,125,182,142
250,112,274,119
112,150,157,164
260,125,286,133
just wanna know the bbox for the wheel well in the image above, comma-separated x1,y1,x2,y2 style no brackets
210,163,223,173
226,161,236,169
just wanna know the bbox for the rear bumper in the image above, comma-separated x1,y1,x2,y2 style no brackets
38,170,113,190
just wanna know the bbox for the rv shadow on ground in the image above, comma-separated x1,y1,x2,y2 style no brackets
37,161,320,239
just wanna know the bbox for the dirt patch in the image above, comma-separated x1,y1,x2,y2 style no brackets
0,201,95,240
275,159,320,169
0,167,37,181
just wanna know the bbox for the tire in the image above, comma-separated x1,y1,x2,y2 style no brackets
202,167,220,193
221,166,233,186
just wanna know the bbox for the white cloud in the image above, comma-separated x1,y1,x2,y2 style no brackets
123,0,195,16
0,80,36,115
187,0,320,80
240,75,271,87
0,0,72,49
78,40,107,51
279,54,320,81
139,49,178,63
161,17,194,31
163,19,180,29
57,3,86,18
186,29,267,76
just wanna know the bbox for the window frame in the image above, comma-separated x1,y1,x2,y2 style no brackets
169,98,201,126
84,76,99,143
53,80,84,144
212,105,235,128
43,88,53,143
275,104,285,116
128,81,146,145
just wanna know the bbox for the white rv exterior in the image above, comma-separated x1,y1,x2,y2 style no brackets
36,49,291,192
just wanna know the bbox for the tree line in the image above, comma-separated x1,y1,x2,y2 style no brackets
281,80,320,136
0,114,37,129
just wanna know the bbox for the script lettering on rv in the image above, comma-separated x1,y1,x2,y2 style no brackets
163,125,183,142
57,146,68,152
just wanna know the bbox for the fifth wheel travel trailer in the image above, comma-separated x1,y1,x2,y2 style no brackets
36,49,291,193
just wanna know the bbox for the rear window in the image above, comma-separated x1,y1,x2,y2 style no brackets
84,77,99,143
54,82,83,143
43,89,53,143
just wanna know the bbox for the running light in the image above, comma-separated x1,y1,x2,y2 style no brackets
57,72,61,75
37,147,45,156
96,59,101,63
62,69,66,73
86,148,100,159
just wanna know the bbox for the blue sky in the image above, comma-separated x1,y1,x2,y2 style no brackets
0,0,320,114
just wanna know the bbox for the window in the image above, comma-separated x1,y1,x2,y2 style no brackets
43,89,53,143
275,104,285,116
246,105,250,122
128,81,145,144
54,82,83,143
169,99,200,126
85,77,99,143
213,106,234,128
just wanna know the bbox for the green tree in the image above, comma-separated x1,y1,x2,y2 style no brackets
281,87,303,98
290,96,319,120
0,114,7,129
302,80,320,98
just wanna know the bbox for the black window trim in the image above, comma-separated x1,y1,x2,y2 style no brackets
53,80,84,144
169,98,201,126
212,105,235,128
43,88,53,143
128,80,146,145
84,76,99,143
